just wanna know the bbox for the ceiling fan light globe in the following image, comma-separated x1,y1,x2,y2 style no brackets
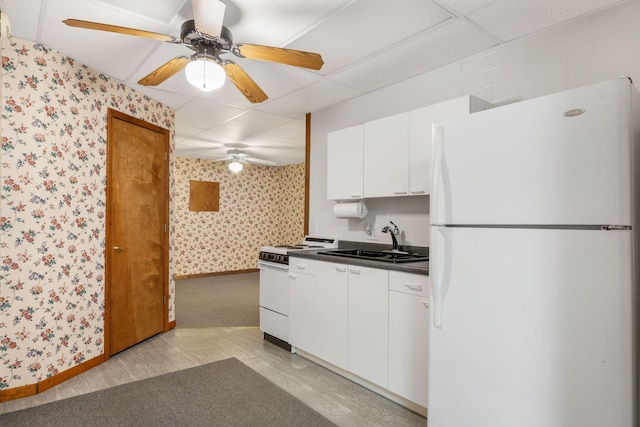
185,59,226,91
228,161,243,173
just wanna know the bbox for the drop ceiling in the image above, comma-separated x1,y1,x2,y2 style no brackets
0,0,630,165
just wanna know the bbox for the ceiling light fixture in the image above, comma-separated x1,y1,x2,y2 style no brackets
228,161,243,173
185,58,226,91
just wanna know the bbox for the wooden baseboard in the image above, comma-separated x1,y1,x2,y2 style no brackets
0,353,105,402
167,320,176,330
174,268,259,280
0,383,37,402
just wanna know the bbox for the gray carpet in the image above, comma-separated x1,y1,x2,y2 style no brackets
176,272,259,328
0,358,336,426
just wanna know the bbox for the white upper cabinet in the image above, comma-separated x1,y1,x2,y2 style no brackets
326,95,492,200
410,95,493,195
327,124,364,200
363,112,411,198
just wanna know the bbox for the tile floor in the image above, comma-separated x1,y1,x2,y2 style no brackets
0,326,427,426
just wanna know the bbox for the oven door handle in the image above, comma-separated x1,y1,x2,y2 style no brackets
258,260,289,270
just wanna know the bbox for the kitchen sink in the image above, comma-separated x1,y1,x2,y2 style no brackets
317,249,428,263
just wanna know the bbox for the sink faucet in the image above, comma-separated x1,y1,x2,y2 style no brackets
382,221,400,252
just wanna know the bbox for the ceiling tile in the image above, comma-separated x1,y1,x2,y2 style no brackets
252,119,306,144
203,110,294,138
257,79,364,117
133,84,194,109
175,98,247,129
1,0,42,41
329,18,499,92
194,128,249,143
175,125,206,141
94,0,187,25
39,0,175,80
218,0,354,46
468,0,625,41
433,0,499,14
286,0,453,76
175,137,224,152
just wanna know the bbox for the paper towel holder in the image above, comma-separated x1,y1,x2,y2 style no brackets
333,200,368,219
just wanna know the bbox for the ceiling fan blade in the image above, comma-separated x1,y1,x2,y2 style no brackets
138,56,191,86
246,157,276,166
222,62,268,104
63,19,177,43
192,0,226,38
235,44,324,70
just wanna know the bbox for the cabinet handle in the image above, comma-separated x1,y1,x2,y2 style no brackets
404,283,423,291
393,191,408,195
410,190,426,195
296,264,306,270
349,268,361,275
351,195,362,198
421,299,429,308
288,274,298,280
335,266,347,272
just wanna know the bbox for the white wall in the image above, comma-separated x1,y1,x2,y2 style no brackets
309,1,640,247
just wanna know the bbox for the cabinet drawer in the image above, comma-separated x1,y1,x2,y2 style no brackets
289,257,316,275
389,271,429,297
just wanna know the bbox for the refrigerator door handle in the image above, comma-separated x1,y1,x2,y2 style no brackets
431,125,445,225
431,226,445,328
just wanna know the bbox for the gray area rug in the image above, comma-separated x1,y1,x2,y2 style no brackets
0,358,336,426
176,272,259,328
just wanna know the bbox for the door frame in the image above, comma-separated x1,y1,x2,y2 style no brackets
104,108,170,360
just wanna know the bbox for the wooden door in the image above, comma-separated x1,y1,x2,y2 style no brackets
106,109,169,356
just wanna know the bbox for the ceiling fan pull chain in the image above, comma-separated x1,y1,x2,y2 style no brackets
201,46,207,90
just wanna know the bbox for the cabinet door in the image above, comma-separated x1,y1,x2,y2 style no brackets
410,95,493,195
409,106,432,196
288,272,315,353
348,265,389,387
327,125,364,200
389,290,429,407
363,112,410,198
315,261,348,369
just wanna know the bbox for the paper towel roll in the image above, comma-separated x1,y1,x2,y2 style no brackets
333,201,368,219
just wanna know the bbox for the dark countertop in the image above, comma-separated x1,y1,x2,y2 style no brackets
289,244,429,276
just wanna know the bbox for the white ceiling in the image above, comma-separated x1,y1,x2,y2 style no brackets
0,0,630,165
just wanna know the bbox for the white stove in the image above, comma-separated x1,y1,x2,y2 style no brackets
259,236,339,266
258,236,338,350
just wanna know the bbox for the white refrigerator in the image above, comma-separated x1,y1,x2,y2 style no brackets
429,78,639,427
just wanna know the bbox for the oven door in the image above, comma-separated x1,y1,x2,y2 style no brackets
258,260,289,342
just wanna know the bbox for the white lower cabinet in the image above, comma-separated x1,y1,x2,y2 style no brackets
347,265,389,388
315,262,348,369
388,271,430,408
288,259,316,353
291,259,428,411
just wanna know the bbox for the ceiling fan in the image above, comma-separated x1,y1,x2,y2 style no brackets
219,149,276,173
62,0,324,103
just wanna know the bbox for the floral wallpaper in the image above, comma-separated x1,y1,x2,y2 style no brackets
0,38,175,391
174,157,304,276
